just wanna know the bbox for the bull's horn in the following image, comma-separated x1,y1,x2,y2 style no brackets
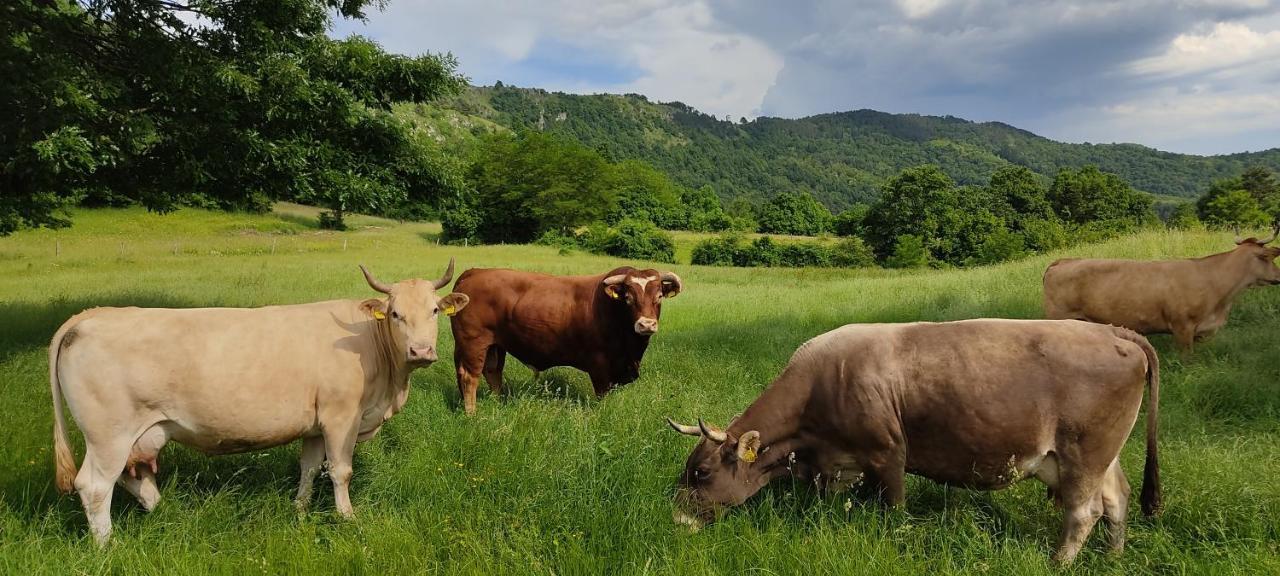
660,271,683,295
1260,223,1280,245
603,274,627,285
360,265,392,294
698,419,727,443
432,257,456,290
666,417,702,437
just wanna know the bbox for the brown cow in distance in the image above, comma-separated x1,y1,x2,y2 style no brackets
1044,225,1280,351
448,266,683,414
668,319,1161,564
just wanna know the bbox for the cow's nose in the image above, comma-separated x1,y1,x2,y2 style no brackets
634,317,658,335
409,346,437,362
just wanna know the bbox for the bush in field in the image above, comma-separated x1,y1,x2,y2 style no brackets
580,219,675,263
690,234,744,266
1167,203,1204,230
745,236,781,267
777,242,833,267
1020,218,1069,253
970,228,1026,266
831,237,877,267
886,234,929,269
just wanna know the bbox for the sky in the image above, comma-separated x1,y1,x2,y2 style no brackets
330,0,1280,156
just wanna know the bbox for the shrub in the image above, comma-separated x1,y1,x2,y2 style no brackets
757,191,833,235
584,218,675,263
777,243,832,267
1167,202,1204,231
1020,218,1068,253
745,236,781,267
833,204,870,237
831,237,877,268
690,234,744,266
886,234,929,269
534,229,581,251
440,197,481,244
970,228,1026,266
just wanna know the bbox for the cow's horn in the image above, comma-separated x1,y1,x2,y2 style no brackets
1260,223,1280,245
603,274,627,285
660,271,683,295
1234,225,1247,245
698,419,727,443
360,265,392,294
432,257,456,290
666,418,702,437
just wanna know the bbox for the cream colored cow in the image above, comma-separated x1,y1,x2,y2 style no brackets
49,260,468,545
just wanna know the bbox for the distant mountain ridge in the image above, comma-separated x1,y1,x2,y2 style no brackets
404,85,1280,211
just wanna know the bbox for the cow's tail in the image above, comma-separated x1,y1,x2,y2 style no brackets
1115,327,1161,516
50,319,79,494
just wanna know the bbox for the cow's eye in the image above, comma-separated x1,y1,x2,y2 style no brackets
432,306,439,315
390,310,401,320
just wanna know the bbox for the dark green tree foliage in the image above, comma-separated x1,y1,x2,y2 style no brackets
756,191,833,235
864,166,962,260
435,85,1280,211
1048,166,1154,229
833,204,870,237
604,160,683,228
579,218,675,263
464,131,614,243
2,0,467,233
1167,202,1203,230
886,234,929,269
689,234,869,268
1197,166,1280,226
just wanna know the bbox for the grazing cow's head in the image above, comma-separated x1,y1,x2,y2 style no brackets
1233,224,1280,286
360,258,469,365
667,418,767,529
601,268,683,336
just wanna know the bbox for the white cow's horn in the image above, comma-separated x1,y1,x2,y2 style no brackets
698,419,727,443
360,265,392,294
433,257,456,290
667,417,702,437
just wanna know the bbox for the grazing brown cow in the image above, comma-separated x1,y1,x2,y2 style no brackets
668,319,1161,564
1044,226,1280,351
449,266,682,414
50,260,467,545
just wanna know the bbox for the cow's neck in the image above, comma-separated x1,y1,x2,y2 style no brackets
727,368,814,479
369,316,412,395
1199,250,1259,306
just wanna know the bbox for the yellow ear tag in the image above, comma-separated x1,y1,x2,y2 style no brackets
741,448,757,463
373,311,386,320
608,288,621,300
444,305,457,316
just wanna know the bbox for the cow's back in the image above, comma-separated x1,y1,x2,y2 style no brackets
450,268,601,368
802,319,1149,487
1044,258,1183,332
56,302,372,452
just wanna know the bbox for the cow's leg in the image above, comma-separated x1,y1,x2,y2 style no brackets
1172,324,1196,353
589,370,613,398
321,416,360,518
869,453,907,508
75,440,131,546
483,346,506,395
117,423,168,511
1052,476,1105,564
294,436,326,512
1100,458,1131,554
455,340,488,415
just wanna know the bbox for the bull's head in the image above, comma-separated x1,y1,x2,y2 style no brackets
360,258,470,365
667,417,767,530
1233,224,1280,286
601,268,683,336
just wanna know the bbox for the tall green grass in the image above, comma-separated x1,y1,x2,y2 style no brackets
1,207,1277,574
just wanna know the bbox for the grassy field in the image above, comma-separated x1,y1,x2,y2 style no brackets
1,207,1278,575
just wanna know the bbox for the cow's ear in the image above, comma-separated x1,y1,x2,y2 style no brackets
736,430,761,463
439,293,470,316
604,284,625,301
361,298,388,320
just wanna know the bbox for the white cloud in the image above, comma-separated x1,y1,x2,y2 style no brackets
331,0,783,119
1130,21,1280,77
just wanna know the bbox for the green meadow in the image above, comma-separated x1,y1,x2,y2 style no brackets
1,207,1277,574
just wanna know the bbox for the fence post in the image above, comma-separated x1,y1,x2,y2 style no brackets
55,239,60,258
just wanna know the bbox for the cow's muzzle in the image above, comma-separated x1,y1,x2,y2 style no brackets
408,346,438,363
634,317,658,335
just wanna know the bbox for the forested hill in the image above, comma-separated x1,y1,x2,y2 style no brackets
408,84,1280,210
